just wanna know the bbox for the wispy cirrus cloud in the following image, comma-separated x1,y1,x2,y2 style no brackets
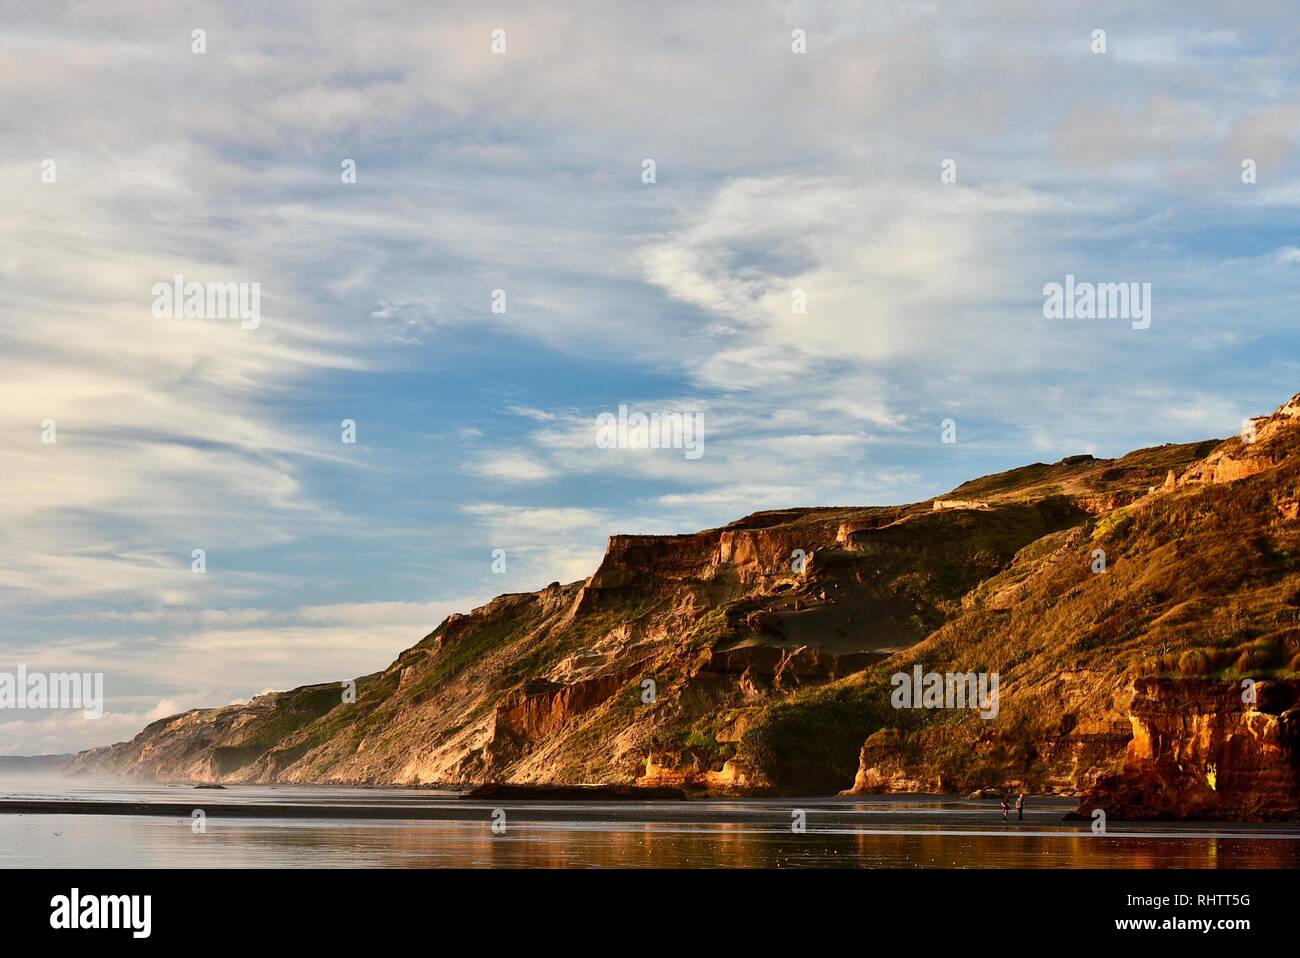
0,598,482,753
3,1,1300,755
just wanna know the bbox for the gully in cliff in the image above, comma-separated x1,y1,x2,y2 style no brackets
890,666,1000,719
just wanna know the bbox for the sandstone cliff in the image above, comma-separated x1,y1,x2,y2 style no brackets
65,393,1300,820
1074,679,1300,820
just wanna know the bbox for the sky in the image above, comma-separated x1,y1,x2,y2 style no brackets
2,1,1300,754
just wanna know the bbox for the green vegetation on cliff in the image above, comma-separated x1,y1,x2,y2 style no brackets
70,396,1300,808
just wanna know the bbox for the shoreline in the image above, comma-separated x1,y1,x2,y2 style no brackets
3,795,1293,830
0,795,1081,825
2,784,1292,826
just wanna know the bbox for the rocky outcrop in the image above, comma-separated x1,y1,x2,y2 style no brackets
1179,392,1300,486
1075,679,1300,821
931,499,989,511
490,666,644,745
636,754,761,791
844,729,939,794
701,645,882,691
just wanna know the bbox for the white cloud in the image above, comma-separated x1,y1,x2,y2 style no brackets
3,0,1299,756
468,451,557,483
0,598,484,754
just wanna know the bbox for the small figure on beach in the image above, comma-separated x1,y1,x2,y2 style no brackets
1000,795,1009,823
1015,793,1025,821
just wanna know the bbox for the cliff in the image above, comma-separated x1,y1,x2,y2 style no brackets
1074,679,1300,821
63,392,1300,819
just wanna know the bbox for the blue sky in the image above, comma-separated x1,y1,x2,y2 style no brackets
3,1,1300,753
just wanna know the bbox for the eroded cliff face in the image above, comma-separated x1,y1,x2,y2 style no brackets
1076,679,1300,821
70,511,931,788
64,393,1300,820
831,393,1300,813
1179,395,1300,487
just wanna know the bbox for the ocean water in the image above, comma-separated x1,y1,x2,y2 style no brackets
2,779,1298,868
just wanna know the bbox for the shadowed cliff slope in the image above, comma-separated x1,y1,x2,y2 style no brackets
68,394,1300,818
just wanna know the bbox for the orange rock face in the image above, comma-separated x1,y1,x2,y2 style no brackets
62,390,1300,815
636,754,760,791
1077,679,1300,821
491,667,643,744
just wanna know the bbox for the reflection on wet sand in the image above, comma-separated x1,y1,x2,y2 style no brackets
2,815,1297,869
1,786,1296,868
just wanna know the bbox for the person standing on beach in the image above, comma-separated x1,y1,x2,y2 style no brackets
1015,793,1025,821
1000,795,1009,823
